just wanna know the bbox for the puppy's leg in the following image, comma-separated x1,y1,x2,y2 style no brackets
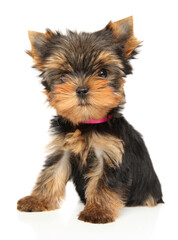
78,154,125,224
78,185,124,223
17,150,71,212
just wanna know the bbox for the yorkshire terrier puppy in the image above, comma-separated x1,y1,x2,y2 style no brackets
17,16,163,223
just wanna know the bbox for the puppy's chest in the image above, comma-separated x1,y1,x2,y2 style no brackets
62,129,124,167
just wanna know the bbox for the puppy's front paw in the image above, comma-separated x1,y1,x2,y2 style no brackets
17,196,49,212
78,206,115,224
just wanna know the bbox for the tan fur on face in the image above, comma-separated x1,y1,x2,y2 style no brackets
88,77,123,107
49,78,78,120
118,78,126,104
48,75,124,125
95,51,124,70
44,54,73,72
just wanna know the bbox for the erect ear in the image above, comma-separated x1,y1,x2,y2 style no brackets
27,29,54,70
106,16,142,58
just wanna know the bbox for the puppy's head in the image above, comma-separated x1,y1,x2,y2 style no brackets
28,16,141,124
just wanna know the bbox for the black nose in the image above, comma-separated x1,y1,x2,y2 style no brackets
76,86,89,98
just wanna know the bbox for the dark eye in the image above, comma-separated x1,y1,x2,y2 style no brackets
98,68,108,78
54,77,65,85
59,78,65,84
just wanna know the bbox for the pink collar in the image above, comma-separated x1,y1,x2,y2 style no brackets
80,115,112,124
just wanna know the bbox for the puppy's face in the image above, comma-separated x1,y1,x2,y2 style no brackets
28,16,141,124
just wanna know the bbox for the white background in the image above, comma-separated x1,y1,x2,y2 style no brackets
0,0,178,239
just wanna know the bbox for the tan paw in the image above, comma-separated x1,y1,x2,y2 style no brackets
17,196,49,212
78,207,115,224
